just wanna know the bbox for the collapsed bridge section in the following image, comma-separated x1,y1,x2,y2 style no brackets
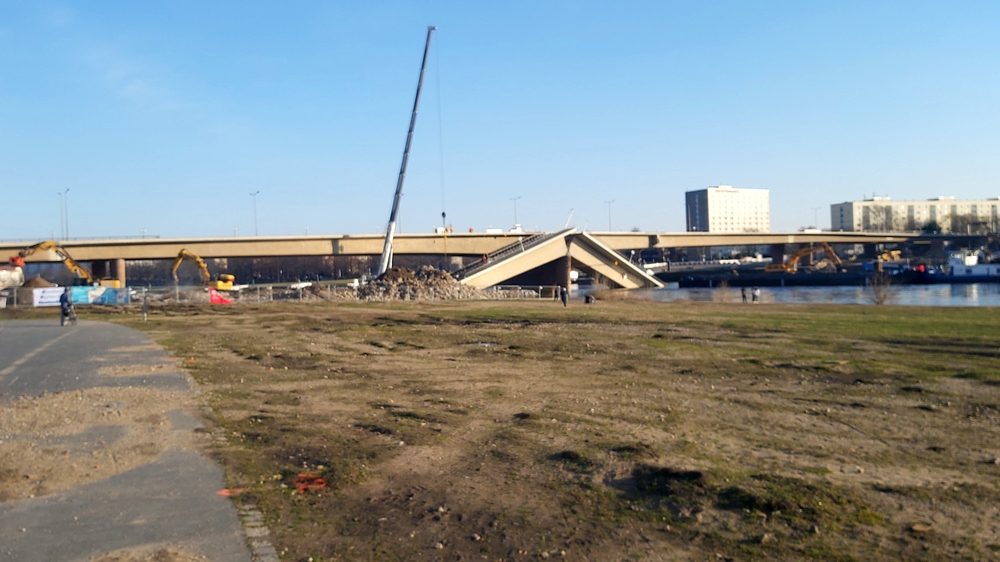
452,229,663,291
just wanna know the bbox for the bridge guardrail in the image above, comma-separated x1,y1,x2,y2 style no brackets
452,229,572,281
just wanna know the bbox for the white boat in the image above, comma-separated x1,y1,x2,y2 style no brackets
947,251,1000,278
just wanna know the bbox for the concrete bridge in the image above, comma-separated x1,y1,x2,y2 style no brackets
1,230,920,291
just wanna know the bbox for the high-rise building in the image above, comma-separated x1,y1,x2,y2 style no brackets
831,196,1000,233
685,185,770,233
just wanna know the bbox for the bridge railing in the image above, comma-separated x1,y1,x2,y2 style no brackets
451,230,569,281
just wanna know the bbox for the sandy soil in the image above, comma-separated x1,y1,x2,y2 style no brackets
0,387,197,501
90,546,210,562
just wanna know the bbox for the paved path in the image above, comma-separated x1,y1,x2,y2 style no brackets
0,319,253,562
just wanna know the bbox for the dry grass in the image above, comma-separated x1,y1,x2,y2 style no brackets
108,299,1000,561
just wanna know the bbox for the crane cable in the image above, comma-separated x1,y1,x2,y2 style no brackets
434,35,450,267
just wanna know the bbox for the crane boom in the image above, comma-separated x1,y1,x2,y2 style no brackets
377,25,436,277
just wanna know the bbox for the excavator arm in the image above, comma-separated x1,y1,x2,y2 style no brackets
822,242,844,268
765,242,843,273
171,250,211,285
16,241,95,284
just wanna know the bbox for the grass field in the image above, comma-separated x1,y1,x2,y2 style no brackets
93,299,1000,560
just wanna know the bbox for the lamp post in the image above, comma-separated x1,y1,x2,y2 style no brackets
250,191,260,236
57,192,64,240
509,196,521,226
604,199,615,231
62,188,71,240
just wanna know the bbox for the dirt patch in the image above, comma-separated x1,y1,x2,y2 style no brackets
96,363,176,378
122,300,1000,561
0,387,196,500
90,546,209,562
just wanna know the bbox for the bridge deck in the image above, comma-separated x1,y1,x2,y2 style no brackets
1,231,921,263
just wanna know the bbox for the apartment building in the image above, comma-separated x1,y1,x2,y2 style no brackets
685,185,770,233
831,196,1000,233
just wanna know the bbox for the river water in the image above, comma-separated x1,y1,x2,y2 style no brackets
641,283,1000,307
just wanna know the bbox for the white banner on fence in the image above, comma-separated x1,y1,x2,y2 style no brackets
32,287,64,307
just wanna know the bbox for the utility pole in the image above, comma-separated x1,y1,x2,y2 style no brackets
811,206,821,228
604,199,615,231
378,26,436,277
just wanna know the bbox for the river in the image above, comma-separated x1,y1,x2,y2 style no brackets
639,283,1000,307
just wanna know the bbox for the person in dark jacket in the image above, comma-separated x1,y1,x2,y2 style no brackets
59,288,74,326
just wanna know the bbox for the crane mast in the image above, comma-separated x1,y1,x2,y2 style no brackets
377,25,436,277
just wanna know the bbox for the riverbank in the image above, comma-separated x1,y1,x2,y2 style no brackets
105,300,1000,561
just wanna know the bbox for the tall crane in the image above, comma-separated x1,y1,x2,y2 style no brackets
377,25,436,277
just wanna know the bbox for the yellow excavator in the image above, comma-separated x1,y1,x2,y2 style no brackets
12,241,121,287
171,249,235,290
765,242,844,273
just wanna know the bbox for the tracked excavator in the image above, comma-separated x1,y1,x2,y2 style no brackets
10,241,121,287
764,242,844,273
171,249,235,290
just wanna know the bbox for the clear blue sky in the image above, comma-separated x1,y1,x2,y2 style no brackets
2,1,999,239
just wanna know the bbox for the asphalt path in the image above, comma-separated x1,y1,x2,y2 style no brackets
0,319,253,562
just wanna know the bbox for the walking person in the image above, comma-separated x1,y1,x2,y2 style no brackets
560,286,568,307
741,287,747,304
752,286,760,304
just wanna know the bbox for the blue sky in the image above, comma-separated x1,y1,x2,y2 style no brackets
2,1,999,239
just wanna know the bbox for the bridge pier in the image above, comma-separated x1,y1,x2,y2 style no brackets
769,244,786,265
90,259,127,287
113,258,126,287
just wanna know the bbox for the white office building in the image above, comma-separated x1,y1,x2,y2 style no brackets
831,196,1000,233
685,185,770,233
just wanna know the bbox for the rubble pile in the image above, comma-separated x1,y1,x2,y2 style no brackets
358,266,486,301
22,276,56,288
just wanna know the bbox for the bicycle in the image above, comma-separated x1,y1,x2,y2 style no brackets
61,305,78,327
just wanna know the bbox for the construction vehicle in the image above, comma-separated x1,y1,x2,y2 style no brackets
1,256,26,290
765,242,844,273
12,241,121,287
878,249,903,262
171,249,235,290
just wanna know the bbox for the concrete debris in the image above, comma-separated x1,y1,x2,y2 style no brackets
358,267,485,301
140,267,544,304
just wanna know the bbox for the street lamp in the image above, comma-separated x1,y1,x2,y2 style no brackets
62,188,71,240
509,196,521,226
604,199,615,231
250,191,260,236
57,192,64,240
